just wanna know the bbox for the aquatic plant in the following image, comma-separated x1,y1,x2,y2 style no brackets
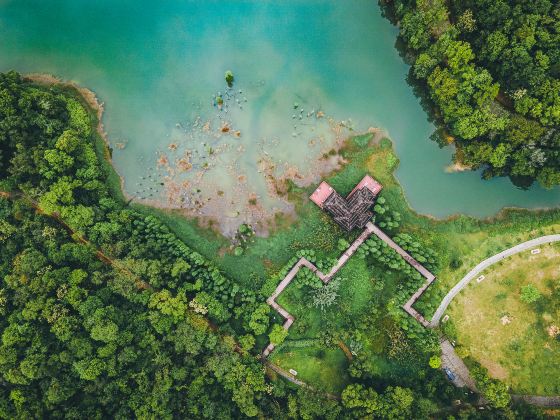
225,70,234,87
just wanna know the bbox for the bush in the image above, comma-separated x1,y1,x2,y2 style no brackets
520,284,541,303
225,70,234,87
429,355,442,369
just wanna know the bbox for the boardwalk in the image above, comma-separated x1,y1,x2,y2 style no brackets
369,224,435,281
366,224,437,327
262,224,375,357
263,221,437,356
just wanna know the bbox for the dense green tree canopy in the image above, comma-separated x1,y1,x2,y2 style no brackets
385,0,560,188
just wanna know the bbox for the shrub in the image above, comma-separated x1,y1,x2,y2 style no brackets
428,355,441,369
520,284,541,303
311,278,341,311
225,70,234,87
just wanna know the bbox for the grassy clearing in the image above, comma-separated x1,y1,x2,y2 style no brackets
447,243,560,395
271,346,350,394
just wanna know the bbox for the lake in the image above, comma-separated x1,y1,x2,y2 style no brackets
1,0,558,234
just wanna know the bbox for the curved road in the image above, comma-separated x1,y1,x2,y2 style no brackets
430,234,560,327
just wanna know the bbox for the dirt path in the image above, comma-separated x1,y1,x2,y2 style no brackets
338,341,353,361
511,395,560,407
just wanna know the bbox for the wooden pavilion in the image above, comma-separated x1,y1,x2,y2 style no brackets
309,175,382,231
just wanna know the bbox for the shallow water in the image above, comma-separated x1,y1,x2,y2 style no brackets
1,0,558,234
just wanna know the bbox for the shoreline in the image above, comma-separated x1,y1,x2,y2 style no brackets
23,73,559,235
444,161,473,173
26,73,107,143
25,73,130,203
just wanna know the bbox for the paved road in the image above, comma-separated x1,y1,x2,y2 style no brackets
430,234,560,327
440,339,477,391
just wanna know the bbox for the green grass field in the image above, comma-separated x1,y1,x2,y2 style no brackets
448,243,560,395
271,345,351,394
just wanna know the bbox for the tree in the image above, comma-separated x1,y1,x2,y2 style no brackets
248,303,270,335
238,334,255,352
471,365,511,408
225,70,234,87
342,384,415,418
381,386,414,419
268,324,288,345
383,0,560,187
341,384,381,417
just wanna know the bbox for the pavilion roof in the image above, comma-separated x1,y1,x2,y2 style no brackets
309,175,383,232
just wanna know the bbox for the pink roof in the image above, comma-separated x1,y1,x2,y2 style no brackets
309,181,334,208
309,175,383,209
348,175,382,198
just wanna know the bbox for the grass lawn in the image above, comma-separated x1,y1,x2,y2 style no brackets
271,345,351,394
447,243,560,395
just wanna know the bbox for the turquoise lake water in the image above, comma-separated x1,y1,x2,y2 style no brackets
1,0,558,233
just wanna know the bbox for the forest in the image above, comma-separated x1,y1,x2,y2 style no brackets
381,0,560,188
0,73,553,418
